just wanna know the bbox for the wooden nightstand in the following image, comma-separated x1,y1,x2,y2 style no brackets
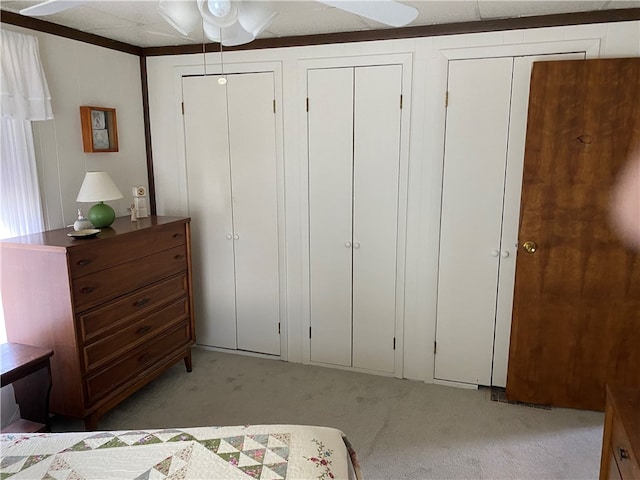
600,386,640,480
1,343,54,433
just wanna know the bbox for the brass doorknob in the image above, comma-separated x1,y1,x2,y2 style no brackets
522,241,537,254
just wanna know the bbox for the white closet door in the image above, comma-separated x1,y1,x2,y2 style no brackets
227,73,281,355
352,65,402,373
435,57,514,385
308,67,354,366
182,75,237,349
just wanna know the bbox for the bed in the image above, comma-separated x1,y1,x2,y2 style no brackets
1,424,362,479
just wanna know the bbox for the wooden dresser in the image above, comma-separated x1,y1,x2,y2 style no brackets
600,386,640,480
1,216,195,430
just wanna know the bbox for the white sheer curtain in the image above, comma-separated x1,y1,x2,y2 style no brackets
0,29,53,239
0,29,53,428
0,118,44,238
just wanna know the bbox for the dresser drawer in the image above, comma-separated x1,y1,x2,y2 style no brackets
72,245,188,311
79,274,188,342
608,450,623,480
611,412,640,480
68,222,187,278
82,298,189,373
85,322,192,405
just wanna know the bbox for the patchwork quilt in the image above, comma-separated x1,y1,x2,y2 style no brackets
0,424,361,479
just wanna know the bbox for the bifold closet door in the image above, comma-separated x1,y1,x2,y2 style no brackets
183,75,236,349
227,73,280,356
183,73,280,356
352,65,402,373
308,67,354,366
435,57,514,385
308,65,401,373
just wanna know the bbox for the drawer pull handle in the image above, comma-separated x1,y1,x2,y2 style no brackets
618,447,630,461
77,259,91,266
136,325,152,335
173,233,183,239
134,298,150,307
80,286,95,294
174,254,184,260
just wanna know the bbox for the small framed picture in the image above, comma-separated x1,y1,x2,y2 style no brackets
80,106,118,152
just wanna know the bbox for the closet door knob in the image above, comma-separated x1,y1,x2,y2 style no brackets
226,233,233,240
491,250,500,257
501,250,510,258
344,241,352,248
233,233,239,240
353,242,361,249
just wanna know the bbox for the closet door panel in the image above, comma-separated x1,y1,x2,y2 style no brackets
308,68,354,366
182,76,237,349
435,57,513,385
352,65,402,373
227,73,281,356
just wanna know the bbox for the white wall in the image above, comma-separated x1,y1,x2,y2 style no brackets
147,21,639,382
1,25,148,230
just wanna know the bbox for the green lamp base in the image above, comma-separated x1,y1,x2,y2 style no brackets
88,202,116,228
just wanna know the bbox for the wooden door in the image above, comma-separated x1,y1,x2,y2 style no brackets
182,75,236,350
351,64,402,374
308,67,354,367
507,58,640,410
227,72,281,356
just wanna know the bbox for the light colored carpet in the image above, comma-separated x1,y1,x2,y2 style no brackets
52,348,604,479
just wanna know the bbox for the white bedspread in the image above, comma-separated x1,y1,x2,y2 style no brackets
1,424,361,479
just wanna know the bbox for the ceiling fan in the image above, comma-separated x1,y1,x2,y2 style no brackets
19,0,419,46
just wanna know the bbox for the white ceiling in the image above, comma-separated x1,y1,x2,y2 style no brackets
1,0,639,48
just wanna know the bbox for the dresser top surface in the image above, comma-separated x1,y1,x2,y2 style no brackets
0,216,189,249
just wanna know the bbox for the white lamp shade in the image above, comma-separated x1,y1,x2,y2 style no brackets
76,172,123,202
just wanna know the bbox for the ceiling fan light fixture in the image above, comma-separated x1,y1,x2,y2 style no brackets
198,0,238,28
158,0,201,35
202,19,221,41
207,0,232,17
202,17,255,46
237,1,278,37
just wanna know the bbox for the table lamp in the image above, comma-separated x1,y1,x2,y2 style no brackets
76,171,123,228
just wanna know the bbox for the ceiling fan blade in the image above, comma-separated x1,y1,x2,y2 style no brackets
19,0,85,16
158,0,201,36
317,0,417,27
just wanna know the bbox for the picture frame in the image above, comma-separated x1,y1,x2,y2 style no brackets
80,106,118,152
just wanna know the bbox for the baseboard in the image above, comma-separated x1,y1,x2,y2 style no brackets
433,378,479,390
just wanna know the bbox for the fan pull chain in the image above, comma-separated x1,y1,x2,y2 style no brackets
201,18,207,76
218,30,227,85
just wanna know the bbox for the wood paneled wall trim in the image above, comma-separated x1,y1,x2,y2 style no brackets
0,10,142,56
142,8,640,56
139,57,157,216
2,7,639,57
